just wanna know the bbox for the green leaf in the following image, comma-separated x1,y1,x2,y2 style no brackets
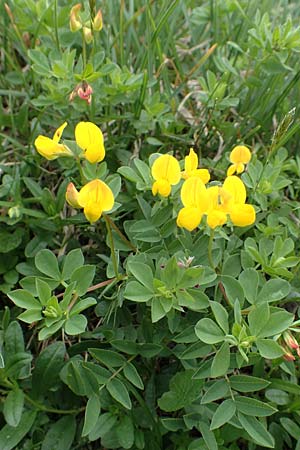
123,363,144,389
0,229,23,253
64,314,87,335
3,389,24,427
38,319,65,340
151,297,168,322
211,342,230,378
89,349,125,367
269,378,300,395
237,413,275,448
198,421,218,450
117,166,143,184
88,413,117,441
18,309,42,323
124,281,154,302
158,370,203,412
5,321,24,354
258,310,294,338
70,265,95,296
210,301,229,334
280,417,300,439
116,415,135,449
256,339,284,359
41,416,76,450
256,278,290,304
35,249,61,280
107,378,132,409
229,375,270,392
36,278,51,306
82,395,101,437
70,297,97,315
127,261,154,291
220,275,245,306
195,318,224,344
62,249,84,281
7,290,41,309
0,410,36,450
239,268,259,304
201,380,229,404
210,399,236,430
248,303,270,336
235,396,277,417
32,342,66,396
265,389,289,405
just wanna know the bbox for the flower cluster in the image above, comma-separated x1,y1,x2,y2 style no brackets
281,331,300,361
70,4,103,43
151,146,255,231
34,121,114,223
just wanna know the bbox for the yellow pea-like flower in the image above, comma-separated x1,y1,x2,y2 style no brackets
151,154,181,197
177,177,209,231
75,122,105,164
34,122,73,160
227,145,251,176
77,179,114,223
182,148,210,184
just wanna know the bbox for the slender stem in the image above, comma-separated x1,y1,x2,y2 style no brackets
53,0,60,51
57,278,117,299
76,158,87,185
24,393,84,415
208,228,215,269
81,28,87,70
104,213,119,279
105,214,137,252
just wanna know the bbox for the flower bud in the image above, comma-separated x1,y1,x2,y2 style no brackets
83,26,93,44
66,183,81,208
283,331,299,350
8,205,21,219
70,4,82,32
93,9,103,31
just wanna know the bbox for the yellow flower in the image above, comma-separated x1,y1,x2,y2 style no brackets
70,4,82,32
151,154,181,197
34,122,73,160
66,179,114,223
182,148,210,184
75,122,105,164
223,176,256,227
206,176,255,228
227,145,251,176
93,9,103,31
177,177,209,231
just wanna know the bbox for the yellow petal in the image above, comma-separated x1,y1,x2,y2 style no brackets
52,122,67,143
65,182,81,208
235,162,245,174
83,202,102,223
193,168,210,184
227,164,236,176
177,207,202,231
34,136,72,160
184,148,198,174
152,179,171,197
151,154,181,185
181,177,209,211
207,210,227,229
206,186,220,210
75,122,105,163
78,179,114,214
229,204,256,227
223,176,246,204
230,145,251,164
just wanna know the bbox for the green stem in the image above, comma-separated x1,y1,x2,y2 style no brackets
104,213,119,279
76,158,87,185
208,228,215,269
105,214,137,252
81,28,87,70
24,393,84,415
53,0,60,51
